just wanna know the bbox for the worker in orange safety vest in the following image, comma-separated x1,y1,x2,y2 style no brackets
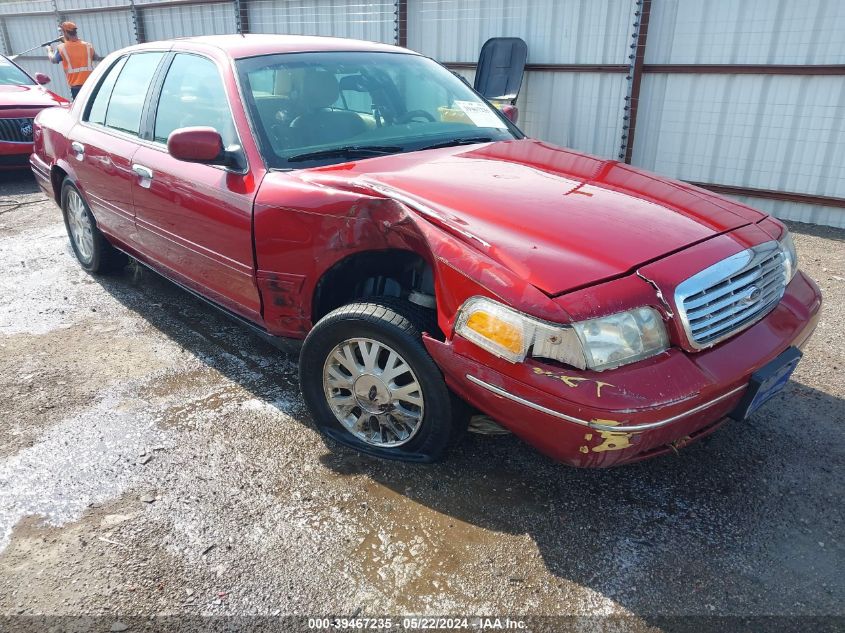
45,21,99,99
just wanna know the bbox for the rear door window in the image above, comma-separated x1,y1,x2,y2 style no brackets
86,56,127,126
102,52,165,135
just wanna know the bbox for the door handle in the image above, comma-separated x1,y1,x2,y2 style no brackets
70,141,84,158
132,164,153,179
132,163,154,189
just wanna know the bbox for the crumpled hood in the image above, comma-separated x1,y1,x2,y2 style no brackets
307,139,765,295
0,84,67,109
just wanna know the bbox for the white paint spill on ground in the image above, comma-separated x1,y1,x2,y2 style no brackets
0,388,171,552
0,222,134,335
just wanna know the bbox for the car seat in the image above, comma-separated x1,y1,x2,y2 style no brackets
290,69,368,147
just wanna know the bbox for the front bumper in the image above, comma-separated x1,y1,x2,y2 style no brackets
0,141,34,169
425,270,822,467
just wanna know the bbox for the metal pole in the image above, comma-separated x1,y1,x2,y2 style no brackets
620,0,652,164
0,18,14,56
130,0,146,44
51,0,64,30
234,0,249,34
395,0,408,47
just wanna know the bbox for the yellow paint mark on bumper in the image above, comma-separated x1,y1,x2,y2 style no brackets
580,420,633,453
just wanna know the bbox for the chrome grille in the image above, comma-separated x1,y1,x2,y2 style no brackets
0,117,34,143
675,241,788,349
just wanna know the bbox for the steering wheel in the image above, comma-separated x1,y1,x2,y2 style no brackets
270,122,294,147
395,110,436,124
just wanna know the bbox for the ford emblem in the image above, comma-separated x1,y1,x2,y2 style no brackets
20,123,33,138
743,286,762,304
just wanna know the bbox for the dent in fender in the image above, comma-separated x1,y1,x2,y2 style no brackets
254,172,573,337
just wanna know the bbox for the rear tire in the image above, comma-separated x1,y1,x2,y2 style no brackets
299,300,465,462
61,179,127,274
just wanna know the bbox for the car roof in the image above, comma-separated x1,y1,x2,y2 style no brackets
159,34,417,59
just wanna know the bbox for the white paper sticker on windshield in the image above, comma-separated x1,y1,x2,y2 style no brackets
454,100,507,129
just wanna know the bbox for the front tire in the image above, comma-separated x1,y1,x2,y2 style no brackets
61,179,127,274
299,301,462,462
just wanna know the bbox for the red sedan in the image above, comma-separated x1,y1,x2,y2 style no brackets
0,55,67,168
30,35,821,467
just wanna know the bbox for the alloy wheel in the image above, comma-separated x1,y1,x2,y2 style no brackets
66,189,94,262
322,337,425,448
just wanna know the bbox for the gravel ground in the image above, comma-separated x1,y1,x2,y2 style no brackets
0,171,843,630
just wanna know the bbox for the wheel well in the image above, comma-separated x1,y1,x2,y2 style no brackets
50,165,68,204
312,250,436,322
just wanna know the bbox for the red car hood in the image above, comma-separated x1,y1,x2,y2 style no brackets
0,84,67,109
309,139,765,295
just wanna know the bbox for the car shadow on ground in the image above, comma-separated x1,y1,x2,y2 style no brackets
84,255,844,623
0,170,41,196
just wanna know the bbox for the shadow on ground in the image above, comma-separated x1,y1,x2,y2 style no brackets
0,170,41,197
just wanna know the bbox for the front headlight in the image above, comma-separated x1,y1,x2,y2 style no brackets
570,307,669,371
454,296,585,366
780,232,797,281
455,297,669,371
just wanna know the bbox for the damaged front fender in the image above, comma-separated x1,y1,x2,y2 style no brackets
253,170,572,338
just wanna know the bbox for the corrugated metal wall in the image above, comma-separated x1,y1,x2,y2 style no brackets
633,74,845,198
247,1,396,43
56,0,131,8
0,0,54,14
0,0,842,227
409,0,635,63
727,196,845,229
69,10,135,53
3,14,59,54
407,0,637,160
634,0,845,226
646,0,845,65
141,2,237,40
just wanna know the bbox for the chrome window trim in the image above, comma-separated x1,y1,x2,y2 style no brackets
465,374,745,432
675,241,787,350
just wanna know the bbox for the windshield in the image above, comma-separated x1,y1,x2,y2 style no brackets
0,57,35,86
236,51,520,168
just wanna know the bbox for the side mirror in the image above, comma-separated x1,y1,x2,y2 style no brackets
167,126,225,163
500,104,519,124
167,126,246,171
34,72,51,86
